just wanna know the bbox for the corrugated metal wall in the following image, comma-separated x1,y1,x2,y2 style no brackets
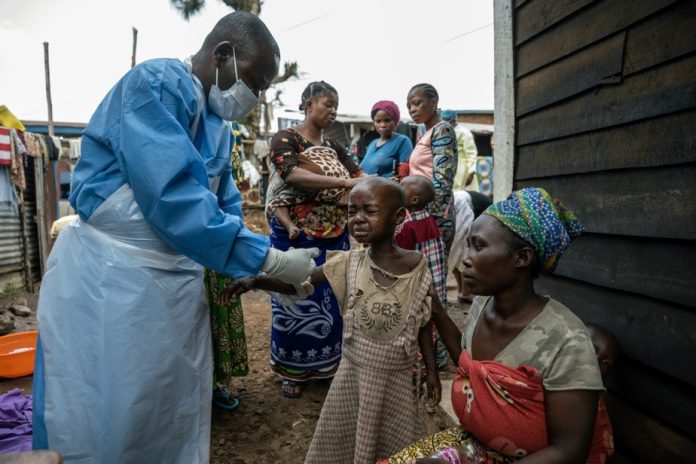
24,158,41,284
0,156,41,289
0,206,23,279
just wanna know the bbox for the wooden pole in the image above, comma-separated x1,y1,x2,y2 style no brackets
131,27,138,68
43,42,54,138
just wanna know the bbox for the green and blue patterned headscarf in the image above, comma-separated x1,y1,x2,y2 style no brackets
483,188,583,272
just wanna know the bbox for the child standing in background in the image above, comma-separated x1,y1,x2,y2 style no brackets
222,177,441,463
396,175,447,306
396,175,449,367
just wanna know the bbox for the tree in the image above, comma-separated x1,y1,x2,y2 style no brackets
171,0,299,138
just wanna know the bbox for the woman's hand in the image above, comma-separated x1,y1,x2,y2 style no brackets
286,167,361,192
426,370,442,407
343,177,362,189
220,278,256,305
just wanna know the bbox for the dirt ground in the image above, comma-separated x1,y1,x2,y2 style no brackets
0,207,468,463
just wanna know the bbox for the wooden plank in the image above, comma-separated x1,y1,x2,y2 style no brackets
553,234,696,307
515,0,596,45
535,275,696,386
517,54,696,145
516,33,625,115
607,358,696,440
624,0,696,76
606,394,696,463
493,0,516,201
516,0,677,77
516,164,696,240
516,109,696,178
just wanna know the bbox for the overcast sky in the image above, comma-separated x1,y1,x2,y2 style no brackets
0,0,494,123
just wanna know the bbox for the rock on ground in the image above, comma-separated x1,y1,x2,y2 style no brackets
9,304,32,317
0,311,15,335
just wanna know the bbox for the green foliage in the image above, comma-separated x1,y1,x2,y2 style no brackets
171,0,207,21
171,0,262,18
273,61,300,85
222,0,262,15
1,282,21,298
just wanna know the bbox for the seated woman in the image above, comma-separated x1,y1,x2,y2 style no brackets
381,188,613,464
359,100,413,178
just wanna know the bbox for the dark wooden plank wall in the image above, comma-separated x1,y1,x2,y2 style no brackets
512,0,696,462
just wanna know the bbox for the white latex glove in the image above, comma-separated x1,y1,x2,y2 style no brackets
261,247,320,285
269,291,300,308
241,160,261,187
267,279,315,307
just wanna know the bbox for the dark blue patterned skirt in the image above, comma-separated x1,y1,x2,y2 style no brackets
269,218,349,378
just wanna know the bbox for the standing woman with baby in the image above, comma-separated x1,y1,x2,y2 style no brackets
265,81,364,398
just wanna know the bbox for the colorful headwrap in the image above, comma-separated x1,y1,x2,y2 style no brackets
483,187,583,272
371,100,400,125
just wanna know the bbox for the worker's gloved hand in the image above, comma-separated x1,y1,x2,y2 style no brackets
267,279,315,307
261,247,320,284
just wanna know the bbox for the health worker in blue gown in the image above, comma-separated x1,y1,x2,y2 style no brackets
32,12,318,464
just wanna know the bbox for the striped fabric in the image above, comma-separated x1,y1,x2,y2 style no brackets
0,127,11,165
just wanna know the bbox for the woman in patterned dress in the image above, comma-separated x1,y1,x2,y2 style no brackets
265,81,364,397
405,83,458,258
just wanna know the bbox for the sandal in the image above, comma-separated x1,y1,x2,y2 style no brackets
281,379,303,399
213,387,241,411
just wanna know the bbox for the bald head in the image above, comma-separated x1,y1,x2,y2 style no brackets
352,177,405,212
203,11,279,60
400,175,434,211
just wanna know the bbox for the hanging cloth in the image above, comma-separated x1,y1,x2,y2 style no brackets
9,129,26,191
0,165,18,211
0,126,10,165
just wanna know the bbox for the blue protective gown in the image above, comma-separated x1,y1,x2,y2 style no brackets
70,58,269,276
33,58,269,464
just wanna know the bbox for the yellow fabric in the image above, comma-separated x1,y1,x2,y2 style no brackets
50,215,79,239
452,126,478,191
0,106,26,131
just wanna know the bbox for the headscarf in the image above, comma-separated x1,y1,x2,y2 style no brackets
441,109,457,122
483,187,583,272
371,100,400,126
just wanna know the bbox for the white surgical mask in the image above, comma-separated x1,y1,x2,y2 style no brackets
208,47,258,121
